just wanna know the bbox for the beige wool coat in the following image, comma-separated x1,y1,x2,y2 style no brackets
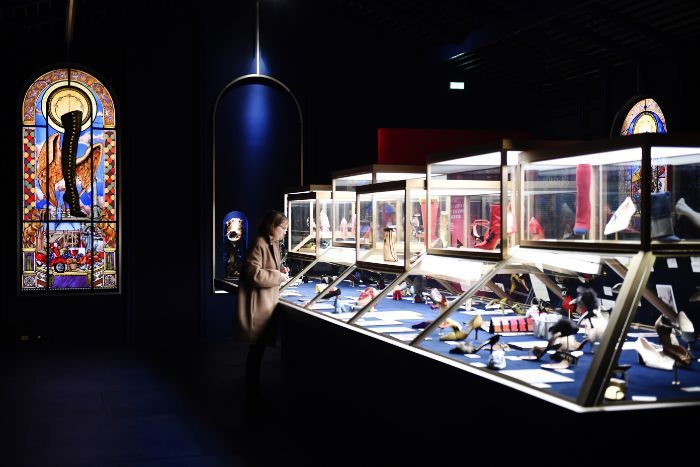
234,235,283,344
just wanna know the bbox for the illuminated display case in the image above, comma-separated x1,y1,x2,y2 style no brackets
520,134,700,252
332,165,423,248
356,179,427,271
281,167,424,317
285,186,332,258
426,140,526,260
279,134,700,411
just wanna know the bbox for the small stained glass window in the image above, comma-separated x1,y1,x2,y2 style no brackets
620,98,667,135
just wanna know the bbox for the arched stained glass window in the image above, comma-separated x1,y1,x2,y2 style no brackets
20,68,118,292
620,97,667,135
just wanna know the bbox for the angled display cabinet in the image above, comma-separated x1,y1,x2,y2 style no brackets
332,164,424,249
280,167,425,319
279,134,700,413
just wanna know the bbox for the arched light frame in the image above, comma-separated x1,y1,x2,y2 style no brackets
210,73,304,293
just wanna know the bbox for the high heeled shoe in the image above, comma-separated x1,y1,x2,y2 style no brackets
655,315,693,366
634,336,675,370
472,334,501,353
678,311,696,344
524,340,562,361
452,334,501,354
439,314,483,341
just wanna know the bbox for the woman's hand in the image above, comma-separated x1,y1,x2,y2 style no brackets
280,272,290,284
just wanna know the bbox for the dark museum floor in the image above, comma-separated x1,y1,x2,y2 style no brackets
0,341,356,467
3,338,700,466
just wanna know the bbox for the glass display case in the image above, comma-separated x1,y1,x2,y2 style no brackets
278,134,700,411
356,179,426,271
426,140,526,259
279,246,357,314
411,248,646,407
520,134,700,252
285,186,332,258
347,255,500,343
332,165,424,248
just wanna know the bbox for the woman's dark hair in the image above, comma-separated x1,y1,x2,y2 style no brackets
257,210,288,237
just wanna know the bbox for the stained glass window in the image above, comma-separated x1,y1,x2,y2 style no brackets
20,68,118,292
620,98,667,135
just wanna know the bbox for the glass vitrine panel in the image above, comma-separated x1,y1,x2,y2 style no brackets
333,191,356,247
415,249,637,403
522,148,643,245
357,190,406,266
353,256,494,343
649,146,700,245
430,153,502,253
605,255,700,405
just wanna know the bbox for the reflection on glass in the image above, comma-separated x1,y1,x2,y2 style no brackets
650,147,700,243
523,149,643,243
606,256,699,405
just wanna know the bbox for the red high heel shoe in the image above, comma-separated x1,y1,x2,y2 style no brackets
475,204,501,250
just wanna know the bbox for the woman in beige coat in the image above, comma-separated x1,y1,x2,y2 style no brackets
235,210,290,398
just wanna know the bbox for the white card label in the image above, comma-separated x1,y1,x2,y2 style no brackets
667,258,678,268
529,274,550,302
691,257,700,273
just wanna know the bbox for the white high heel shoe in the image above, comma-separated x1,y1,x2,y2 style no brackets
678,311,695,343
604,196,636,235
634,336,675,371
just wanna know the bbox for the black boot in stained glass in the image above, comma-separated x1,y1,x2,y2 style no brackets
60,110,87,218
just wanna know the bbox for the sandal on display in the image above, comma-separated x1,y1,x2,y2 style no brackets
453,334,501,355
656,315,693,366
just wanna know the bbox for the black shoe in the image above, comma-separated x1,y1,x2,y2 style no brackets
321,287,341,299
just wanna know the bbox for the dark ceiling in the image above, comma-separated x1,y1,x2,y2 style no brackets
309,0,700,93
4,0,700,105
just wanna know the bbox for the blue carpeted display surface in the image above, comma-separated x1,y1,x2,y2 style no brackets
282,281,700,405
